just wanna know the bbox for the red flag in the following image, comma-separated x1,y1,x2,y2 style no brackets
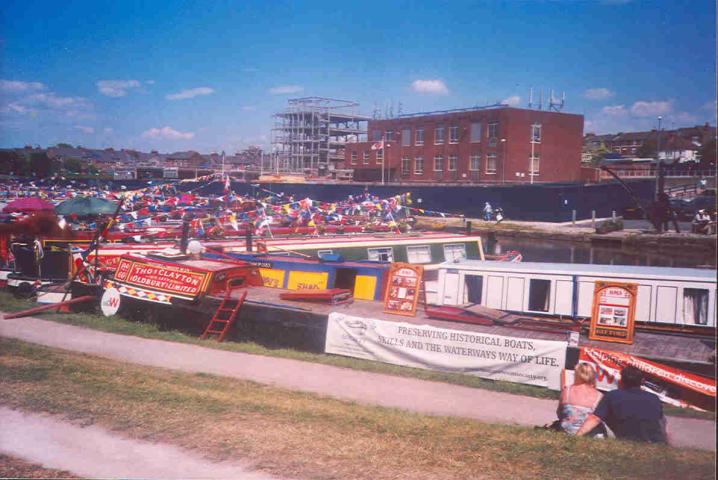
371,141,384,151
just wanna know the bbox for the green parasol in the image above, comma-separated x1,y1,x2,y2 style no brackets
55,196,119,217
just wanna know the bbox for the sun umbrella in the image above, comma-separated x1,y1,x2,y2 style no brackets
2,197,55,214
55,196,118,217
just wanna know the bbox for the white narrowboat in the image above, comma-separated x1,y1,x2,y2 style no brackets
436,260,716,328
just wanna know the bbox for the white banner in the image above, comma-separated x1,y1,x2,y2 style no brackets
325,313,567,390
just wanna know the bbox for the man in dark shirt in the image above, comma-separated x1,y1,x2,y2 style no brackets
576,366,667,443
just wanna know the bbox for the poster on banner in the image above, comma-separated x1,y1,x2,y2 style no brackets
589,282,637,344
575,347,716,411
384,263,423,317
325,312,567,389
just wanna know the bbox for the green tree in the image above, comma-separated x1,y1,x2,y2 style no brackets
636,139,658,158
29,151,54,178
0,150,31,175
698,137,716,168
62,157,83,173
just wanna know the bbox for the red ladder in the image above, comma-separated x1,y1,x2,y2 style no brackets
201,289,247,342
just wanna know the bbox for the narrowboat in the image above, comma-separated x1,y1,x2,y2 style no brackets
435,260,717,329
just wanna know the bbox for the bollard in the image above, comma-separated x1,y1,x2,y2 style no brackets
612,210,616,221
572,210,576,225
591,210,596,229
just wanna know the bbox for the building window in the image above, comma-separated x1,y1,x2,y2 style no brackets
414,156,424,174
372,130,382,142
385,130,393,142
530,153,540,175
434,126,445,145
448,155,457,171
486,153,497,174
401,156,411,176
443,243,466,262
683,288,709,325
528,279,551,312
434,155,444,171
488,122,498,140
350,151,357,165
470,154,480,171
376,148,383,164
368,247,393,262
415,128,424,146
363,151,370,165
449,126,459,143
402,128,411,146
406,245,432,264
470,122,482,142
531,124,542,143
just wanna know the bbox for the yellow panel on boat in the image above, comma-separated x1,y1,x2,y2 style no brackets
259,268,286,289
354,275,377,300
287,271,328,290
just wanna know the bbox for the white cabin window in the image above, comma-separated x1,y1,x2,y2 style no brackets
406,245,432,264
368,247,393,262
528,279,551,312
443,243,466,262
317,249,333,257
683,288,709,325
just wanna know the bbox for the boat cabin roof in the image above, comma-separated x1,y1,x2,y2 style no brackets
441,259,717,283
124,253,250,273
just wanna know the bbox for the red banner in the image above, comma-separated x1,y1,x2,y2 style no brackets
114,258,208,299
579,346,715,411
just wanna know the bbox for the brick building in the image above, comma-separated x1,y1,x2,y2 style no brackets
345,106,584,183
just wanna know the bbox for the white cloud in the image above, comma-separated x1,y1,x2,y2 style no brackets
74,125,94,134
268,85,304,95
241,106,256,111
701,100,716,111
103,127,114,133
141,126,194,140
166,87,215,101
410,79,449,95
145,80,155,85
583,88,614,100
0,80,46,93
629,100,672,117
96,80,141,97
3,102,33,114
502,95,521,107
671,112,698,124
601,105,627,116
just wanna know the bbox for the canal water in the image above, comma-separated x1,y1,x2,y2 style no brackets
483,235,716,269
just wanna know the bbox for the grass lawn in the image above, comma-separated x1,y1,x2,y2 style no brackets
0,454,77,479
1,291,713,421
1,338,714,480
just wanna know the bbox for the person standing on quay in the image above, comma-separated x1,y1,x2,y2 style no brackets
483,202,493,221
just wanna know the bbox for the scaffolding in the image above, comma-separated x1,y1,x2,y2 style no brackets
270,97,369,175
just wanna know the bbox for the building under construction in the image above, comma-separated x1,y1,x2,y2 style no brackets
271,97,369,176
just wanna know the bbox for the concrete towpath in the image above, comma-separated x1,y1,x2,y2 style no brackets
1,315,715,452
0,406,281,480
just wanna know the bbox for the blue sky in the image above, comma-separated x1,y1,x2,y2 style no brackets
1,0,715,153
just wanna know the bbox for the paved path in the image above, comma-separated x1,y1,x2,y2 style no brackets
0,407,280,479
1,316,714,452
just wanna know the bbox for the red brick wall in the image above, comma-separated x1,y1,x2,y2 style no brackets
345,107,583,183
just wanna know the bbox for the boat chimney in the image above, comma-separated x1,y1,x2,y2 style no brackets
245,227,253,252
180,213,193,254
465,220,472,235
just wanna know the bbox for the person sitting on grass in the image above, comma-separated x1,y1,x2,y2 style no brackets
557,363,605,436
576,366,667,443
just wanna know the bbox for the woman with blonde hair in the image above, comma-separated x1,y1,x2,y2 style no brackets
557,363,605,435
